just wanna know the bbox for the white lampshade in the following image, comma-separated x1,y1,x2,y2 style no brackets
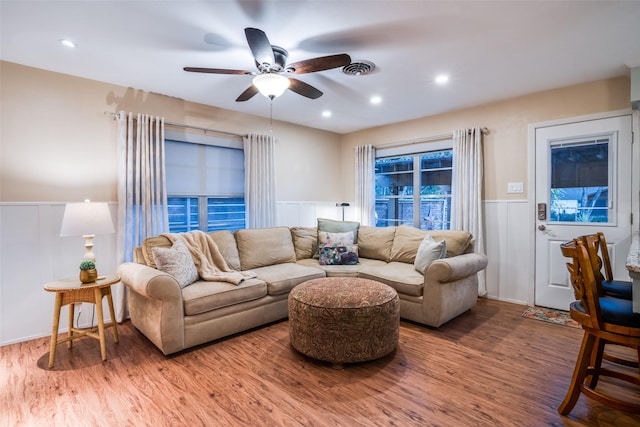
252,73,290,99
60,201,114,237
60,201,114,263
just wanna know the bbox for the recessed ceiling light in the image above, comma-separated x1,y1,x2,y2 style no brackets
59,39,76,48
322,110,332,118
435,74,449,85
370,95,382,105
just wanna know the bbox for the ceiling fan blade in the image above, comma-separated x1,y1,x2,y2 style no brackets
184,67,251,75
235,85,259,102
245,27,275,67
288,78,323,99
286,54,351,74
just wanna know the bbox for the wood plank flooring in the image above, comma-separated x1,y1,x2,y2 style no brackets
1,298,639,427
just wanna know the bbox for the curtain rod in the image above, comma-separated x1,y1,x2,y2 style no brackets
104,111,247,139
374,127,490,149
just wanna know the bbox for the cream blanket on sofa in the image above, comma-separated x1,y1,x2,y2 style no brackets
162,231,256,285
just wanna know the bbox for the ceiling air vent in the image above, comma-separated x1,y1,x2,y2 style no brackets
342,60,376,76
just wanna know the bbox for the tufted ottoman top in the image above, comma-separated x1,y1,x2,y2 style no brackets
290,277,396,309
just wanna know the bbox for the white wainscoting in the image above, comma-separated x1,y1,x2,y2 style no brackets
484,199,531,305
1,199,530,346
0,202,118,346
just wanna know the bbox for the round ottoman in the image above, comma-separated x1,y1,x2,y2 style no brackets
288,277,399,368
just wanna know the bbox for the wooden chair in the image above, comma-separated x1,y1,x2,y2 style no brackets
558,239,640,415
578,233,632,300
596,232,633,300
577,234,639,369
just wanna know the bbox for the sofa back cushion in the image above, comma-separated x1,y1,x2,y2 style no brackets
141,235,172,268
357,226,396,262
426,230,473,257
390,225,428,263
208,230,241,271
235,227,297,270
390,225,474,263
290,227,317,260
133,246,146,265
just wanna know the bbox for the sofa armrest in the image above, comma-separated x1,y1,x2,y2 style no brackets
426,253,488,283
117,262,185,355
419,253,488,328
117,262,182,302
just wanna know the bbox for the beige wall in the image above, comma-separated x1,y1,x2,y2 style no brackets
0,61,342,203
340,77,631,201
1,60,631,205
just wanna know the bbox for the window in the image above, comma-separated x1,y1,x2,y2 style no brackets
549,137,612,224
165,131,245,233
375,149,452,230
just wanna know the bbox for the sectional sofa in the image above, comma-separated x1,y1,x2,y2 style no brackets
117,222,488,355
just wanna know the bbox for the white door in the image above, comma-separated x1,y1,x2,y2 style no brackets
535,114,632,310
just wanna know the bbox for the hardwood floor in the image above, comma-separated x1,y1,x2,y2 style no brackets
2,299,639,427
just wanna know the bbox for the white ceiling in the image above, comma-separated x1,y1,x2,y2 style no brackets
2,1,639,134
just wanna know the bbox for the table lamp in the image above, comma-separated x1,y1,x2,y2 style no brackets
60,200,115,264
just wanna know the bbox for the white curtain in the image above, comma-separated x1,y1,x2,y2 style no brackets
355,144,376,225
115,111,168,321
452,126,486,296
243,132,277,228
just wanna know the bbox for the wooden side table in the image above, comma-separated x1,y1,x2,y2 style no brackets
44,274,120,368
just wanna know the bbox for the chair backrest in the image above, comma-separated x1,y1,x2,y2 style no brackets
560,239,603,330
596,232,614,282
575,234,606,297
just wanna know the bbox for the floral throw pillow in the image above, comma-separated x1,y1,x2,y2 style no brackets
319,245,359,265
317,230,354,249
152,239,199,288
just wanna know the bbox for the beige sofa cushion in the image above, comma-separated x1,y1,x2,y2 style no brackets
235,227,297,270
142,231,242,270
359,262,424,297
250,263,325,295
357,225,396,262
208,230,241,271
182,278,267,316
141,235,172,268
426,230,473,257
297,257,387,277
389,225,428,263
290,227,317,260
390,225,474,262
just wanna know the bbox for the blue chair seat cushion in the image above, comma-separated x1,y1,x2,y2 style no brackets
574,297,640,328
602,279,633,300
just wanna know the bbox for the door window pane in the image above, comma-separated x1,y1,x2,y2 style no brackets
549,140,609,223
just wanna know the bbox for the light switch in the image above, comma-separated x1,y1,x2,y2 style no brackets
507,182,524,193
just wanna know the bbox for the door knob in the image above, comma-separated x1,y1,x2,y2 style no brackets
538,224,546,231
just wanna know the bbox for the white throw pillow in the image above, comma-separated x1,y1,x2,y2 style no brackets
414,235,447,274
152,239,199,288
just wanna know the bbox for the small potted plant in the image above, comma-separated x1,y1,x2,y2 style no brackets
79,259,98,283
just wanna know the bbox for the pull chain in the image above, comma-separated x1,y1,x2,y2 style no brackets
269,98,273,133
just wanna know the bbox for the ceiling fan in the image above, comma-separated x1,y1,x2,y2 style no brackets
184,28,351,102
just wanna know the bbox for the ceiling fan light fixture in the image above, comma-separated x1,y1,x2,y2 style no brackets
252,73,290,99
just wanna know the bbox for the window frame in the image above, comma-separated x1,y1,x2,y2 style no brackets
165,129,246,233
375,139,453,229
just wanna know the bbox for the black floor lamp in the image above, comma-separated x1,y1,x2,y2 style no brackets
338,202,350,221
